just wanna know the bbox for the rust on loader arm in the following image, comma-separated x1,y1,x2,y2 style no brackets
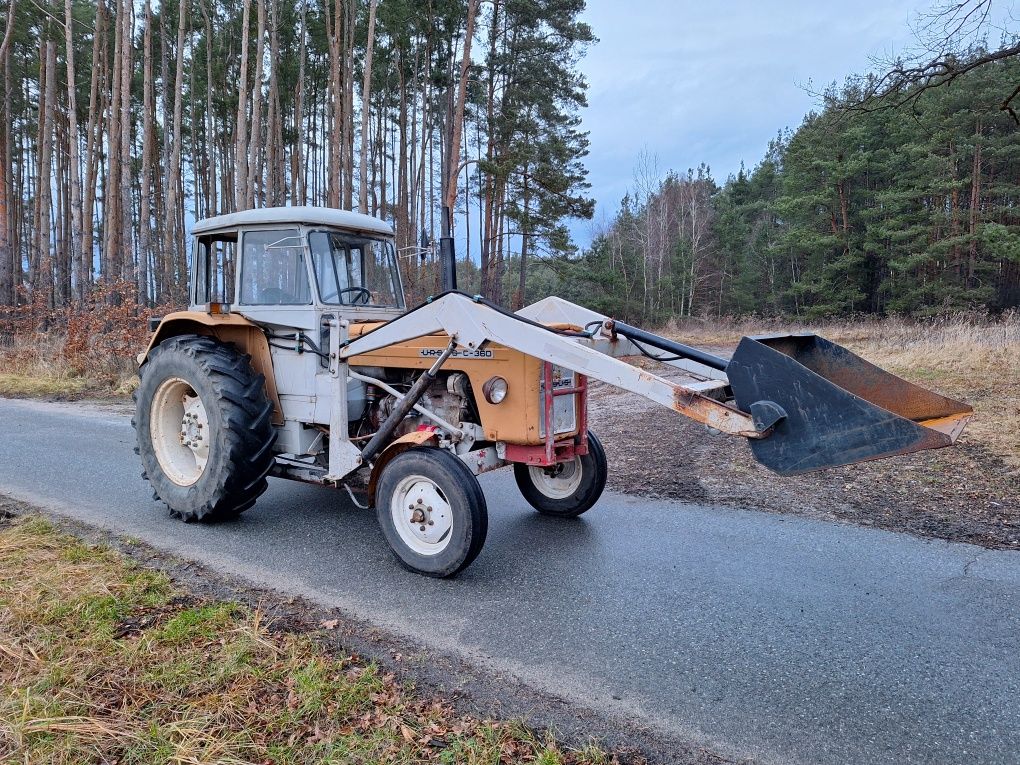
669,381,764,438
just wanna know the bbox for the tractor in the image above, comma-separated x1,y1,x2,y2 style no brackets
135,206,973,576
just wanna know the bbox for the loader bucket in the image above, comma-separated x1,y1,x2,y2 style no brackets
725,334,972,475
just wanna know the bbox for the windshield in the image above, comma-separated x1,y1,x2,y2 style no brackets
308,231,403,308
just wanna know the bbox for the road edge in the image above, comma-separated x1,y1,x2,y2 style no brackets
0,493,754,765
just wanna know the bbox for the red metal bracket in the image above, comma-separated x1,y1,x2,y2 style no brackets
505,363,588,466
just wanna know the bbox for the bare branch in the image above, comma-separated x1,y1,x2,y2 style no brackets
1000,81,1020,122
817,0,1019,119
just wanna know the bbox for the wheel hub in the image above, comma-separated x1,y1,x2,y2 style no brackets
179,394,210,467
391,477,453,555
150,378,210,486
528,458,583,499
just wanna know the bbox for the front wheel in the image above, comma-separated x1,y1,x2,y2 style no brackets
375,447,488,577
514,431,608,517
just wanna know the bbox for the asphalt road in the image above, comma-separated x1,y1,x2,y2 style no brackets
1,397,1018,765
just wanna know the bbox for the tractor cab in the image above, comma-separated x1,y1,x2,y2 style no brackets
189,206,406,329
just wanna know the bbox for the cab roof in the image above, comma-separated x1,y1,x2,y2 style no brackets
190,206,394,237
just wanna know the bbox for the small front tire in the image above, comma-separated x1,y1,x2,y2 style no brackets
514,431,608,517
375,447,488,577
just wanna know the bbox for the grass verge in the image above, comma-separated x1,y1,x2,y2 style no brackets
0,330,134,399
0,515,615,765
0,372,89,397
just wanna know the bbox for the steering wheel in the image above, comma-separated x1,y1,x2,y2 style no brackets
338,287,371,306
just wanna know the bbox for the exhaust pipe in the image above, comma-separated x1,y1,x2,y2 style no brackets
439,205,457,292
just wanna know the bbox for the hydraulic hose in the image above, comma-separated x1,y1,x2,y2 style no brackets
606,320,729,371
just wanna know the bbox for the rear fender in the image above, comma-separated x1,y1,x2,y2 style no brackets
140,311,283,425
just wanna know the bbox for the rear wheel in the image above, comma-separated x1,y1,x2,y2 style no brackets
375,447,487,577
134,335,277,522
514,431,608,517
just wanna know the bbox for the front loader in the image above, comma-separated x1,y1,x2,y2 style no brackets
135,206,972,577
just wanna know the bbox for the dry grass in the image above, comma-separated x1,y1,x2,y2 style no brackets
0,332,139,398
0,515,616,765
0,334,93,398
0,282,163,399
666,312,1020,466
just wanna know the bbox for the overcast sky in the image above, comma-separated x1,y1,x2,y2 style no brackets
572,0,1015,244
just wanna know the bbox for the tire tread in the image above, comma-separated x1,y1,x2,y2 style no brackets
135,334,277,522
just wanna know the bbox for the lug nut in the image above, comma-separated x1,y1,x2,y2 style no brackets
427,520,434,526
419,525,426,532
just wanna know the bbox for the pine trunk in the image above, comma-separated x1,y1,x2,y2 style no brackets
245,0,265,208
137,0,155,306
292,0,306,205
117,0,133,284
81,0,106,296
342,0,355,210
0,0,14,305
163,0,188,303
63,0,84,302
104,0,123,282
358,0,378,213
234,0,251,211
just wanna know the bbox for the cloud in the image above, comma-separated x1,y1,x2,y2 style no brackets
571,0,938,245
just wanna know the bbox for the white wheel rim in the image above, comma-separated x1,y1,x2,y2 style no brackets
528,459,583,500
389,474,454,556
150,377,210,486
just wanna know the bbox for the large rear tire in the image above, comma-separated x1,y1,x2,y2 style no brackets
375,447,488,577
513,430,608,518
134,334,277,522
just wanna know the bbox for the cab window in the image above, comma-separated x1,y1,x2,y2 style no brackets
238,229,311,305
193,234,236,305
308,231,403,307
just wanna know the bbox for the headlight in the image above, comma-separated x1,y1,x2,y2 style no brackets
482,376,509,404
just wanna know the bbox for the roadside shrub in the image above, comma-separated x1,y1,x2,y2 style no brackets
0,282,177,393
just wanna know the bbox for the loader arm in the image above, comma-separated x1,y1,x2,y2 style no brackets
340,291,762,437
515,295,973,473
342,291,972,476
517,295,728,381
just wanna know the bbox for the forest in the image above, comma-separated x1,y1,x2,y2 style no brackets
0,0,593,312
551,50,1020,323
2,0,1019,329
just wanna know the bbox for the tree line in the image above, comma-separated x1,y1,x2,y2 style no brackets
553,48,1020,323
0,0,594,311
